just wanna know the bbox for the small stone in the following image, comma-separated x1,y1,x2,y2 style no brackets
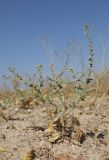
28,109,32,113
55,153,75,160
15,108,20,112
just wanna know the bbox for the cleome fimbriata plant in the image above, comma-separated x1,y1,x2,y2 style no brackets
1,24,94,143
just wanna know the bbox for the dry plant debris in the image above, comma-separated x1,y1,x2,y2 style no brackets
0,147,7,152
21,149,35,160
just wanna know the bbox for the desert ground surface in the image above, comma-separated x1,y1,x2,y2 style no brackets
0,94,109,160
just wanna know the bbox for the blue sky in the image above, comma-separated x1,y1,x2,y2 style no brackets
0,0,109,76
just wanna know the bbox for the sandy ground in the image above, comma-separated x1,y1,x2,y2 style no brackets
0,96,109,160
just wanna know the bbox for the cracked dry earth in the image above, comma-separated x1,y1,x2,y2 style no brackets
0,96,109,160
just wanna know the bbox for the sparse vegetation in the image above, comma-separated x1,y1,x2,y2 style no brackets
0,25,109,160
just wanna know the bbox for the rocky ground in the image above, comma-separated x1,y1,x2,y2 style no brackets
0,96,109,160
